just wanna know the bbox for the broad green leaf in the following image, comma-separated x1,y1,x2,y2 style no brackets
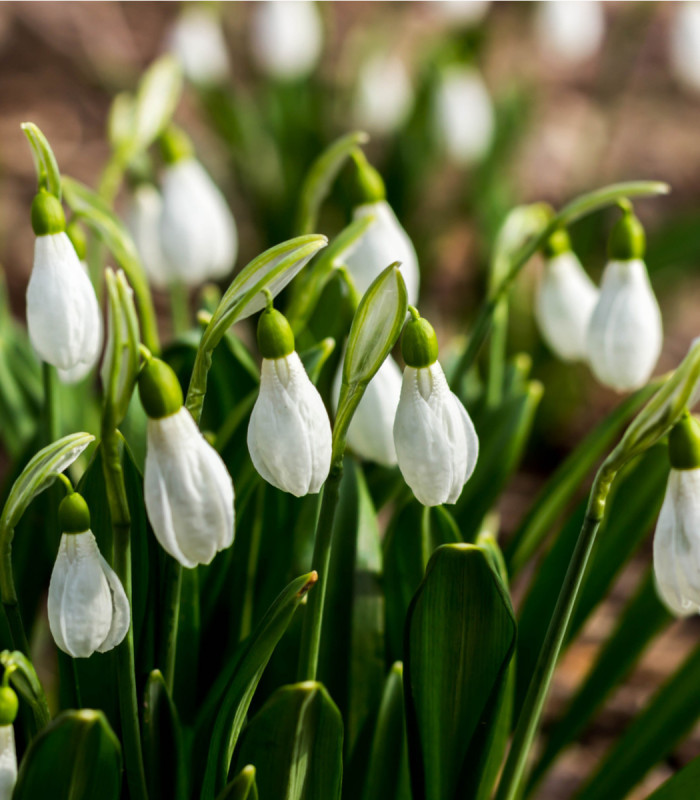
143,670,187,800
646,753,700,799
0,650,50,733
297,130,369,234
199,571,318,799
299,338,335,385
21,122,62,198
14,710,122,800
404,543,517,800
576,643,700,800
216,766,258,800
133,55,183,153
233,682,343,800
361,663,411,800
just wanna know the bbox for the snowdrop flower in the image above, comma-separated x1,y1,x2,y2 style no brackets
536,229,599,362
670,2,700,93
127,183,170,289
48,493,129,658
248,299,331,495
535,1,604,65
251,1,323,81
159,126,238,286
433,65,494,166
168,5,230,86
354,52,413,136
587,206,662,392
344,153,420,306
0,685,17,800
394,309,478,506
26,190,101,379
653,411,700,616
431,1,490,26
139,357,234,568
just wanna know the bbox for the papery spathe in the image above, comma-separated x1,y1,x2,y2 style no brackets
144,407,234,567
251,0,322,81
394,361,478,506
248,352,332,496
48,530,129,658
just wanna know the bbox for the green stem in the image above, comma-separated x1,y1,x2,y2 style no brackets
101,429,148,800
449,180,669,390
169,282,191,337
161,559,182,695
495,465,617,800
487,297,508,407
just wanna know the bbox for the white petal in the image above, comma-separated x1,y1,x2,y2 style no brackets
248,353,331,496
587,259,662,392
0,726,16,800
344,201,420,307
653,469,700,616
671,2,700,92
160,159,238,286
127,184,171,289
144,408,234,567
251,0,323,81
431,0,490,25
535,0,604,64
536,251,599,362
27,233,101,371
168,6,229,86
96,554,130,653
354,53,413,136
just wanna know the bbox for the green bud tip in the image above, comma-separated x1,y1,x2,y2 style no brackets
160,125,194,165
66,220,87,261
59,492,91,534
0,686,18,726
257,298,295,360
542,228,571,259
668,410,700,470
138,357,184,419
352,150,386,204
608,203,646,261
31,189,65,236
402,307,439,368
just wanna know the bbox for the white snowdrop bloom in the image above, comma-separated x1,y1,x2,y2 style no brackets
26,192,101,377
393,312,478,506
354,53,413,136
670,2,700,92
139,358,234,568
433,66,494,166
48,493,129,659
587,207,661,392
248,306,331,495
251,1,323,81
535,231,599,362
431,0,490,25
345,202,420,307
0,725,16,800
127,183,170,289
535,1,604,65
168,5,230,86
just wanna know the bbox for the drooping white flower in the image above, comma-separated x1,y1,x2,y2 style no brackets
536,233,599,362
139,358,234,568
433,66,494,166
127,183,170,289
0,725,16,800
535,1,604,65
251,0,323,81
168,5,230,86
670,2,700,93
26,192,101,378
354,53,413,136
431,0,490,26
344,201,420,307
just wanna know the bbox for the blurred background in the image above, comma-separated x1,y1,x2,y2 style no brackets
1,2,700,797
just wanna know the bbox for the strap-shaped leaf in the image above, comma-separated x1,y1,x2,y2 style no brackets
216,766,258,800
647,753,700,799
143,670,187,800
21,122,62,199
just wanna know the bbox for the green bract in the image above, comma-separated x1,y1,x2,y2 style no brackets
138,358,184,419
58,493,91,534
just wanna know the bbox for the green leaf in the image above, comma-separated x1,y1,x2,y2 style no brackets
199,571,318,799
143,670,187,800
297,130,369,234
132,55,183,153
14,709,122,799
404,543,517,800
646,753,700,799
216,766,258,800
299,338,336,385
0,650,50,733
21,122,62,199
233,682,343,800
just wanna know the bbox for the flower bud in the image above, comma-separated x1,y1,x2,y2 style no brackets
251,0,323,81
138,357,184,419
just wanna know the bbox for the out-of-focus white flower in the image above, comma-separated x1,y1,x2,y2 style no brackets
536,232,599,362
354,53,413,136
26,191,101,379
345,201,420,307
535,1,604,65
48,492,129,658
0,724,16,800
168,5,230,86
127,183,170,289
251,0,323,81
433,66,494,166
431,0,490,26
670,1,700,92
139,358,234,568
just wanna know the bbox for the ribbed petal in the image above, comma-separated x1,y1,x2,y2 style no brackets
27,233,101,371
96,554,130,653
345,201,420,307
653,469,700,617
251,0,323,80
0,726,16,800
145,408,235,567
587,259,662,392
536,251,599,362
248,353,331,496
128,184,171,288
